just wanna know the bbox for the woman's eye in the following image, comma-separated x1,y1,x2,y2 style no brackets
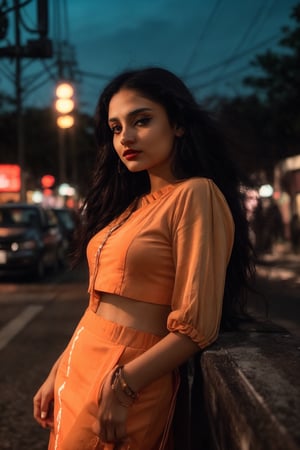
110,125,121,134
135,117,151,126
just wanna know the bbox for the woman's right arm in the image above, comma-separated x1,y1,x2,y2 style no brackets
33,353,63,429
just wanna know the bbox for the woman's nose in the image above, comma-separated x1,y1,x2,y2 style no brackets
120,129,135,146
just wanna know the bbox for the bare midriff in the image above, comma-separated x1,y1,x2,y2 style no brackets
95,292,171,337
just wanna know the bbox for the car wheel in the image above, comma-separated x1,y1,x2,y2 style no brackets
49,250,60,274
58,244,67,267
35,258,46,279
53,254,60,273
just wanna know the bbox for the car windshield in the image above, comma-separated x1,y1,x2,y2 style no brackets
0,208,40,227
55,210,75,230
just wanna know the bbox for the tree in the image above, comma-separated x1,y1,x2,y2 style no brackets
217,95,275,183
215,3,300,182
243,3,300,154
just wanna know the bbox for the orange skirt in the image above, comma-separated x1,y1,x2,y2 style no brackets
48,308,178,450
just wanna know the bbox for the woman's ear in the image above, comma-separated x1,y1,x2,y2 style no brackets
175,125,185,137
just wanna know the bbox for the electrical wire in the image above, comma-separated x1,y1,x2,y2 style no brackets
23,72,53,98
39,60,58,82
74,69,112,81
1,0,32,15
52,0,69,43
63,0,69,42
181,0,223,76
19,6,38,34
185,32,280,79
21,60,58,106
0,61,15,82
23,61,57,84
238,0,279,49
52,0,61,44
227,3,270,59
189,62,258,92
194,0,278,91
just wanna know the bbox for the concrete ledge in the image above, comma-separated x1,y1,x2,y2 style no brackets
201,320,300,450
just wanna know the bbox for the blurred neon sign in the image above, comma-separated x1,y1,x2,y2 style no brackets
0,165,21,192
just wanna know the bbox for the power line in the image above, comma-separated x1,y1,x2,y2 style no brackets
20,6,38,33
52,0,60,44
40,59,58,81
205,1,271,90
185,32,280,79
62,0,69,42
189,62,256,93
23,72,52,98
239,0,279,49
189,0,284,95
51,0,78,81
74,69,112,81
0,61,15,82
23,60,57,84
181,0,223,76
228,2,270,59
0,0,32,15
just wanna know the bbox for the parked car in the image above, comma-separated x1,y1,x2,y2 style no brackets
0,203,64,279
50,207,79,257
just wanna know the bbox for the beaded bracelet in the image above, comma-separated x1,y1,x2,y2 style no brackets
111,382,133,408
111,366,138,402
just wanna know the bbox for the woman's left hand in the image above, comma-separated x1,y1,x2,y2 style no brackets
94,370,130,445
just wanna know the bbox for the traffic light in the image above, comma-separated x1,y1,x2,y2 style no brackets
55,81,75,128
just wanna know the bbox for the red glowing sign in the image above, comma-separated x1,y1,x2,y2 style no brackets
0,165,21,192
41,174,55,188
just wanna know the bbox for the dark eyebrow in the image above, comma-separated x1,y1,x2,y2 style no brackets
108,107,153,123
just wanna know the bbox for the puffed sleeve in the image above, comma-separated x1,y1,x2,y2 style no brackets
167,179,234,348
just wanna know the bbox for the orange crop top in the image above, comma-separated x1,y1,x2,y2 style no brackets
87,177,234,348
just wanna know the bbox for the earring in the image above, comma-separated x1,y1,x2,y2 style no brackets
175,126,184,137
117,159,121,174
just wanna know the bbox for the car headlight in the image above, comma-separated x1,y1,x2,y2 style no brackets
11,240,38,251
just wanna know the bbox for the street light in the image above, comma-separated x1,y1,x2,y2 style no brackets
55,81,75,128
55,81,75,184
55,82,74,98
57,115,74,129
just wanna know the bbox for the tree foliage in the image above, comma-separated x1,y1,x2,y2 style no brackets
244,3,300,145
217,3,300,181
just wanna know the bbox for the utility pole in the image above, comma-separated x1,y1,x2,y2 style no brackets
14,0,25,201
0,0,53,202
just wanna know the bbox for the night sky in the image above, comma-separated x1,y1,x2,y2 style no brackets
0,0,298,114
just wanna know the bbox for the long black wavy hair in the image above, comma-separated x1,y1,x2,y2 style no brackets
74,66,255,329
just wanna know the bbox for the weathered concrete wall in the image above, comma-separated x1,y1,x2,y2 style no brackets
201,320,300,450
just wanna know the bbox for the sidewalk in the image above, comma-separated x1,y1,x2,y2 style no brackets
252,242,300,338
255,242,300,285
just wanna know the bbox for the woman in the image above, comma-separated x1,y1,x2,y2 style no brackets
33,67,254,450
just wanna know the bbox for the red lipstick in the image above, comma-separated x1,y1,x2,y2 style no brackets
123,150,140,160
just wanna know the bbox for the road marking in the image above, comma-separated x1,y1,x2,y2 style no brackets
0,305,44,351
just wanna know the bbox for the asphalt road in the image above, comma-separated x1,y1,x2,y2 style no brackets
0,260,299,449
0,265,89,450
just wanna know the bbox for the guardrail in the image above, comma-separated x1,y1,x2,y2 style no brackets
174,319,300,450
